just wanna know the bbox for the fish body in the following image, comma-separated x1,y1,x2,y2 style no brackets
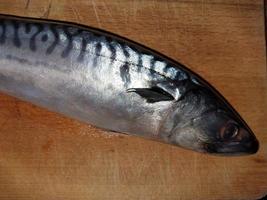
0,15,259,155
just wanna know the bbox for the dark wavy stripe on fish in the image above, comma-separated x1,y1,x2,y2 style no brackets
12,20,21,48
174,69,188,81
77,36,88,62
29,23,44,51
46,24,59,55
92,41,102,67
121,43,130,59
61,26,74,58
25,22,31,34
119,43,131,86
137,54,143,72
105,37,116,63
150,58,156,70
61,26,83,58
0,16,203,84
0,16,188,84
163,64,171,74
0,19,6,44
95,42,102,55
120,62,131,87
148,57,157,79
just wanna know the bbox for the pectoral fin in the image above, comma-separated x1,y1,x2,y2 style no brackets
126,79,202,103
127,87,174,103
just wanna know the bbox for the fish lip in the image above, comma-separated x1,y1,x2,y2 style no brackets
203,139,259,156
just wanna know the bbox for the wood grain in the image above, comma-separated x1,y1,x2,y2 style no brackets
0,0,266,199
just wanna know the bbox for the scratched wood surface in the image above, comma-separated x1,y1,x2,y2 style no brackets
0,0,266,200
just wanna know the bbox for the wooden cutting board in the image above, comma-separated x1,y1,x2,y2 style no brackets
0,0,266,199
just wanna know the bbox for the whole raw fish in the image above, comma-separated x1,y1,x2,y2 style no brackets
0,15,259,155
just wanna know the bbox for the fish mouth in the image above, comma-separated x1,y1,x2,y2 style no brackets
203,139,259,156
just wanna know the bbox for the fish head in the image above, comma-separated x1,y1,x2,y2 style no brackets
161,85,259,156
187,106,259,155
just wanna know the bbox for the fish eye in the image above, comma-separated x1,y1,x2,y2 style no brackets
220,122,239,140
